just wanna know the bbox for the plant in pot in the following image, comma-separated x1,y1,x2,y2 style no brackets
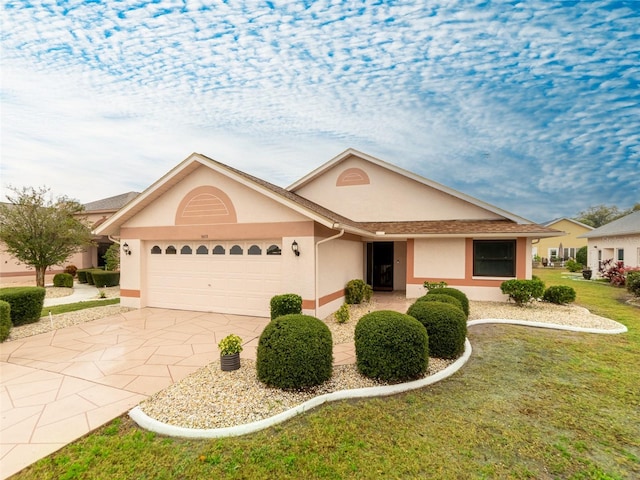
582,268,593,280
218,334,243,371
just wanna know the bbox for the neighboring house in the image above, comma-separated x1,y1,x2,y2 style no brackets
578,210,640,272
534,218,593,261
0,191,139,285
95,149,561,318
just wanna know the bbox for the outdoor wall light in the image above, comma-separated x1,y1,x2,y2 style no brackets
122,243,132,255
291,240,300,256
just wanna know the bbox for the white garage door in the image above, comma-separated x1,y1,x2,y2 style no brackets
146,241,282,317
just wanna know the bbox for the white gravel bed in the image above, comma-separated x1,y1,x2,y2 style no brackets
469,300,622,330
139,357,454,430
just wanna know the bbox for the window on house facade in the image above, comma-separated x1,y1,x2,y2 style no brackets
196,245,208,255
151,245,162,254
180,245,192,254
230,245,243,255
618,249,624,261
166,245,177,255
212,245,225,255
248,245,262,255
473,240,516,277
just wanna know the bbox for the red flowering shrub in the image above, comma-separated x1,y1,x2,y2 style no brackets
599,260,640,287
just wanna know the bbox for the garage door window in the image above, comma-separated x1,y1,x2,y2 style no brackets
230,245,243,255
151,245,162,254
196,245,208,255
267,245,281,255
166,245,177,255
181,245,193,254
213,245,225,255
248,245,261,255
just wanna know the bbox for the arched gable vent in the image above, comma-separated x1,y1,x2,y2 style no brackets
336,167,370,186
175,186,237,225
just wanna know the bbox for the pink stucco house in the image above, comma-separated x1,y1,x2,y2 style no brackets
95,149,560,318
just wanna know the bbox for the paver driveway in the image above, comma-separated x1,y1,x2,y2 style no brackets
0,308,273,479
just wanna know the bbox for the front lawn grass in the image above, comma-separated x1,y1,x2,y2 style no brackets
15,269,639,479
40,298,120,317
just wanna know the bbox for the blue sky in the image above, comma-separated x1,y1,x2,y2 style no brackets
1,0,638,223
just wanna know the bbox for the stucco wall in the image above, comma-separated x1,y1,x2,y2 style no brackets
294,156,503,222
587,235,640,271
314,236,363,319
126,166,306,228
413,238,466,279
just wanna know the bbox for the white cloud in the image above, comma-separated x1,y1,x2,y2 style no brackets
1,0,638,221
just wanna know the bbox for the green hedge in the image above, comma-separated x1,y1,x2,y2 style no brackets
257,314,333,389
500,278,545,306
76,269,88,283
91,270,120,287
543,285,576,304
406,301,467,359
416,293,464,314
355,310,429,382
426,287,469,316
53,273,74,288
345,279,373,305
0,287,46,326
0,300,11,342
627,271,640,297
269,293,303,320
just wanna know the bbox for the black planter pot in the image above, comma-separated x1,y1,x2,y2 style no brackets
220,352,241,371
582,270,592,280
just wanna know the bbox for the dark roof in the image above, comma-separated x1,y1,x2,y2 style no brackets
580,210,640,238
357,220,561,236
84,192,139,212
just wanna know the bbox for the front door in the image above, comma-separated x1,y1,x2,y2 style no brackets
367,242,394,291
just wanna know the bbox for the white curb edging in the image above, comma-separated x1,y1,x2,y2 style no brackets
129,338,473,439
467,318,627,334
129,317,627,439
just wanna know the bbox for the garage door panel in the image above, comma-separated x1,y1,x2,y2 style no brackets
146,241,282,317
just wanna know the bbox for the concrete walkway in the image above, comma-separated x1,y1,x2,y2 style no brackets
43,283,101,307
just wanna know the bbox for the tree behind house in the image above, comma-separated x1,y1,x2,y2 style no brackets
0,186,94,287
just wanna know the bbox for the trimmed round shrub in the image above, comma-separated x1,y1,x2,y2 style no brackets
0,287,46,326
565,259,583,273
543,285,576,304
355,310,429,382
269,293,303,320
406,301,467,359
53,273,74,288
257,314,333,389
427,287,469,316
627,271,640,297
345,279,373,305
91,270,120,287
0,300,11,342
416,293,464,315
